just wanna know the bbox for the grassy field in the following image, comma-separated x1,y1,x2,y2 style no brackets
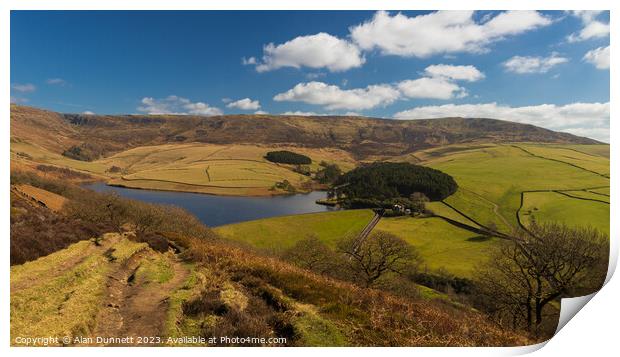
11,140,358,196
589,187,610,196
10,139,109,175
518,144,610,177
520,191,609,235
214,209,374,251
215,209,494,278
14,184,68,212
551,144,610,158
375,217,499,278
425,201,483,229
560,189,610,203
416,144,609,234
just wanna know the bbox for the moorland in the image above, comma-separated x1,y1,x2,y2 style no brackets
10,104,609,346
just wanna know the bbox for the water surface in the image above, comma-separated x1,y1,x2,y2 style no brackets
84,182,336,227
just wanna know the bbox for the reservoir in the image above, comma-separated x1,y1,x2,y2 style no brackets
84,182,337,227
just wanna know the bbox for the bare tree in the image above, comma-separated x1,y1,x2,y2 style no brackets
475,222,608,337
338,230,421,288
282,235,338,275
64,192,128,233
128,200,164,237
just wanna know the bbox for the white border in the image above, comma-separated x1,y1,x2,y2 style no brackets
2,1,616,356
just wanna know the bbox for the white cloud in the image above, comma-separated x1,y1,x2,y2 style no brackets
583,46,610,70
503,53,569,74
46,78,67,86
423,64,485,82
274,81,400,111
567,11,609,42
350,10,551,58
254,110,268,115
11,83,36,93
242,57,257,65
397,77,467,100
393,102,610,142
274,63,481,111
82,111,95,115
253,33,365,72
138,95,222,116
226,98,261,111
281,111,322,116
562,127,609,143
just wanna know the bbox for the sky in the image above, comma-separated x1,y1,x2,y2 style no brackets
10,10,610,142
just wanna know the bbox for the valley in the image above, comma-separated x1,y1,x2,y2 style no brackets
9,104,610,346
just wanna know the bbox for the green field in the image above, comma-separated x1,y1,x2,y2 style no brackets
417,144,609,234
560,189,610,203
375,217,499,278
212,142,609,278
589,187,610,196
12,138,610,279
520,191,609,235
215,209,496,278
425,200,483,229
551,144,610,158
214,210,375,251
518,144,610,177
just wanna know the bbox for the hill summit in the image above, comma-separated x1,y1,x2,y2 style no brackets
11,104,599,160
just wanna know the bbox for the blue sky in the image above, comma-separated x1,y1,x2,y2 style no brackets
10,10,610,141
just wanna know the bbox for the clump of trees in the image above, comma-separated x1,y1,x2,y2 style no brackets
315,161,342,184
265,150,311,165
61,142,106,161
271,179,296,193
333,162,457,206
474,222,609,338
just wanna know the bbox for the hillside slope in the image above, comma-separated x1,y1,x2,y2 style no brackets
11,105,599,160
9,179,531,346
10,227,530,346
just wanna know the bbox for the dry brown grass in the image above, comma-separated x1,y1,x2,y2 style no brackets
14,184,68,212
169,232,531,347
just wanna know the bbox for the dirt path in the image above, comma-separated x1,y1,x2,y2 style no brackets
92,250,190,345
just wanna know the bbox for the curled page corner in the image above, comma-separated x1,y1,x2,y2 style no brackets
550,231,618,339
512,293,599,355
509,234,618,355
555,293,597,334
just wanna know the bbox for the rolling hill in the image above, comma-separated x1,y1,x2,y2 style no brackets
10,104,608,345
11,104,599,161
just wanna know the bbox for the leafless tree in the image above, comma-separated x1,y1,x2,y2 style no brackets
282,234,338,275
127,200,164,237
475,222,608,337
65,192,128,233
338,230,421,288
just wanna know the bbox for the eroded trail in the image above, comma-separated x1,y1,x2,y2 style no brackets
93,249,190,345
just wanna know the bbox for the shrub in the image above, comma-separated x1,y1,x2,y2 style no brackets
10,193,104,265
35,164,93,180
